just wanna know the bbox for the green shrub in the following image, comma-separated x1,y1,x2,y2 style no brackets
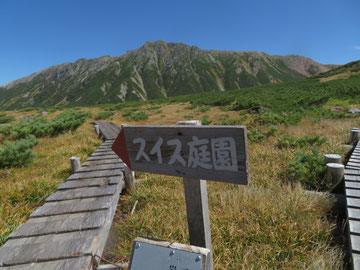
184,115,194,119
146,105,162,111
0,135,39,168
252,111,303,126
0,110,90,139
248,126,277,142
287,148,327,190
306,107,355,120
197,105,211,113
201,115,212,125
128,111,149,121
0,114,15,124
94,111,114,120
277,135,327,149
216,117,246,125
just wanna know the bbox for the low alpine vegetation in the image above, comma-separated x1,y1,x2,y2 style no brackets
0,135,39,168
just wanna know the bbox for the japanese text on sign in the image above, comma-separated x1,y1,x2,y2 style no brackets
133,136,238,171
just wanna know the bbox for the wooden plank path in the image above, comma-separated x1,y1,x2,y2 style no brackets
0,123,124,269
345,140,360,269
92,122,121,141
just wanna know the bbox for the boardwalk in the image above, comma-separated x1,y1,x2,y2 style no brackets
345,140,360,269
0,123,123,269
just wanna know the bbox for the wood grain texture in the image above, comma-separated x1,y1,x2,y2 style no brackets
67,169,123,180
346,189,360,198
30,196,112,217
45,185,117,202
87,154,120,161
1,256,92,270
351,234,360,252
76,163,124,173
116,125,250,185
9,210,108,239
347,208,360,220
0,126,124,269
345,181,360,189
83,159,122,166
0,230,99,266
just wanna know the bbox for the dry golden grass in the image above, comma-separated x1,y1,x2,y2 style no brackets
0,119,101,243
0,104,357,269
320,71,360,82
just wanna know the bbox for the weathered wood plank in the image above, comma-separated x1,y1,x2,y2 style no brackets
0,230,100,266
347,165,360,170
9,210,108,239
353,253,360,270
112,125,249,185
346,189,360,198
30,197,112,217
58,177,120,190
1,256,92,270
347,208,360,220
67,169,122,180
58,178,107,190
45,185,117,202
91,151,115,156
75,163,124,173
350,234,360,252
83,159,122,166
349,220,360,234
345,174,360,181
87,154,119,161
347,198,360,208
95,122,119,140
345,169,360,175
345,181,360,189
348,162,360,167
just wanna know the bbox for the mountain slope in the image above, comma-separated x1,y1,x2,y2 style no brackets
0,41,333,109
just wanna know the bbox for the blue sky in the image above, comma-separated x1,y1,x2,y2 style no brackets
0,0,359,86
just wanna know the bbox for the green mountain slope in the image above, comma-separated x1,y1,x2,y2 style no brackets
0,41,333,109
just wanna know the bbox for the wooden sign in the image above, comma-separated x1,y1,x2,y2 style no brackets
112,125,249,185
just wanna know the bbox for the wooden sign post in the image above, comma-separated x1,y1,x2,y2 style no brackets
112,123,250,270
178,120,213,270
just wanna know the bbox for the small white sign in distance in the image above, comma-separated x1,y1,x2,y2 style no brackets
112,125,250,185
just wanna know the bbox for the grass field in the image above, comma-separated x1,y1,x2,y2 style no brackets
0,101,357,269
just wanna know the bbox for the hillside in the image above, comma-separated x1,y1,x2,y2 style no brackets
317,60,360,82
0,41,332,110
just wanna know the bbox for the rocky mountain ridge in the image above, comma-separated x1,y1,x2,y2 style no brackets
0,40,333,109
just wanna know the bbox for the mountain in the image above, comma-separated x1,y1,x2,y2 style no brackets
316,60,360,81
0,40,333,109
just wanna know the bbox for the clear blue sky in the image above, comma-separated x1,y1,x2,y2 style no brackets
0,0,359,86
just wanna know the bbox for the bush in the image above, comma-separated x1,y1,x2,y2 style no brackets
201,115,212,125
0,110,90,139
252,111,303,126
94,111,114,120
277,135,327,149
146,105,162,111
197,105,211,113
216,117,246,125
128,111,149,121
287,148,327,190
0,135,39,168
248,126,277,142
0,114,15,124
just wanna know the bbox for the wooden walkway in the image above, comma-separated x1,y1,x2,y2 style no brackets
0,123,124,269
92,122,121,141
345,140,360,269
